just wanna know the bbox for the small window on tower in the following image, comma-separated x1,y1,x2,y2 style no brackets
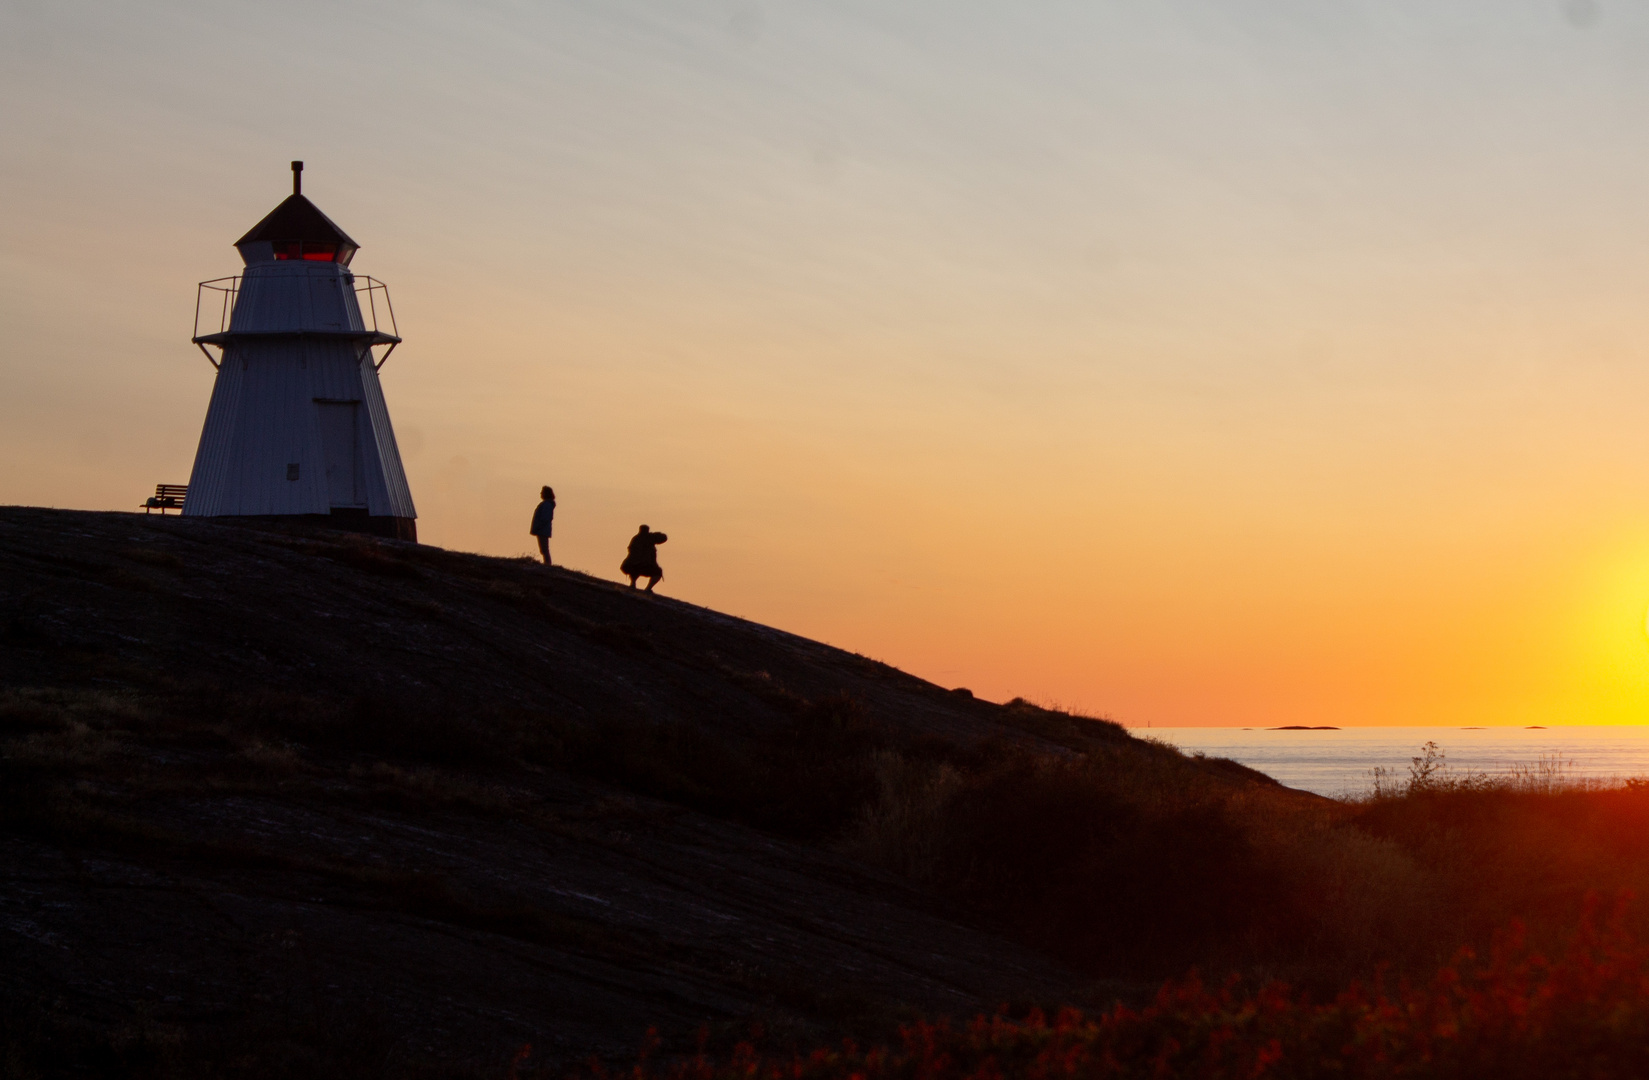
287,463,300,481
270,242,339,262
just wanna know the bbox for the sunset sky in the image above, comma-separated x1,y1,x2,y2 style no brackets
7,1,1649,726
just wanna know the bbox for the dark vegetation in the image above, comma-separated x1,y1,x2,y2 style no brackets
600,900,1649,1080
4,508,1649,1077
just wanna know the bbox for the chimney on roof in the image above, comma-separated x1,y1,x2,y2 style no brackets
291,160,303,195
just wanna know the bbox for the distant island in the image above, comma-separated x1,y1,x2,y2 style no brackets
1269,725,1341,730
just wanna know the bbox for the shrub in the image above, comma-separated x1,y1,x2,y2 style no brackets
838,743,1423,978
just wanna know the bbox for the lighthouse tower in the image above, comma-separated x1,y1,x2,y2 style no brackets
182,162,417,541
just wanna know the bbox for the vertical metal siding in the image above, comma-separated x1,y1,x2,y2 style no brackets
230,261,366,334
181,349,246,516
358,355,416,519
183,261,416,523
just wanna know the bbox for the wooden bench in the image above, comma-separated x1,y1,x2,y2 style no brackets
142,483,188,514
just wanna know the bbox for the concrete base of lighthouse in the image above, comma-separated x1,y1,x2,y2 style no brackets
211,511,417,543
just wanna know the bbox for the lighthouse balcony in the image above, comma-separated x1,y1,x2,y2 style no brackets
192,270,400,368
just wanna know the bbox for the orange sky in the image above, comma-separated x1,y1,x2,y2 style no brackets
6,2,1649,725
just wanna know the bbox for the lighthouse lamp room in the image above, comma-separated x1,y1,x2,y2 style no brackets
168,162,418,542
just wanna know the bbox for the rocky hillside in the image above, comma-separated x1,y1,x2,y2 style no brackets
0,507,1289,1078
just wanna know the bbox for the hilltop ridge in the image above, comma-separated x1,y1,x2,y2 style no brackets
1,507,1101,750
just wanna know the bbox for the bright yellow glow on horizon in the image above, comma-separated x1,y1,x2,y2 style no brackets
7,3,1649,726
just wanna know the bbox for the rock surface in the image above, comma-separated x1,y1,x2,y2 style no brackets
0,508,1110,1075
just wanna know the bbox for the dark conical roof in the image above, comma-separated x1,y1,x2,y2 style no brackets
235,194,359,250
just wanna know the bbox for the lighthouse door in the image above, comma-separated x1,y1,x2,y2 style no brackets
317,401,364,507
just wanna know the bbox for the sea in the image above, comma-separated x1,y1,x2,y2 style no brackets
1145,726,1649,799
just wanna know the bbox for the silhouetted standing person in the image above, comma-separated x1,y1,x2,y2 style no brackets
530,486,556,565
621,525,667,592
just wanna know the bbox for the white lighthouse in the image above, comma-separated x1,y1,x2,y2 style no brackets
182,162,417,541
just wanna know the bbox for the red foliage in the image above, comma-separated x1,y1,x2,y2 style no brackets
589,897,1649,1080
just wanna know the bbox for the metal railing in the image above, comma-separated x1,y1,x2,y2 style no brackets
353,275,398,342
191,273,401,370
192,277,240,364
351,275,400,370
